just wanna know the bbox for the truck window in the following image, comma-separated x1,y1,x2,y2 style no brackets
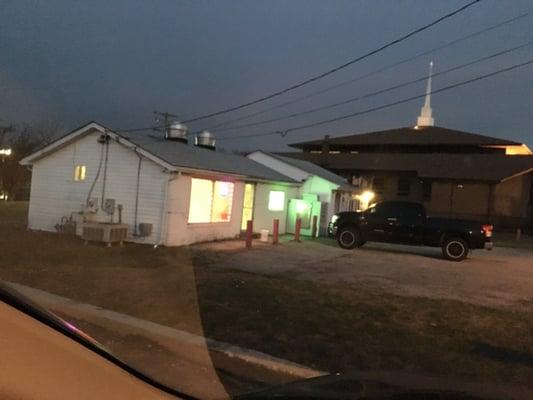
401,203,425,219
373,202,402,217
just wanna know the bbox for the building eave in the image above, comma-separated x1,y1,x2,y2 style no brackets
19,121,298,184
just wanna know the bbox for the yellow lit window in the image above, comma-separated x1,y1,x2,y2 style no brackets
74,165,86,181
188,178,234,223
211,181,234,222
188,178,213,223
241,183,255,230
268,190,285,211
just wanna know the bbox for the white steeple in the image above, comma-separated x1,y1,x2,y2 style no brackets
416,61,434,127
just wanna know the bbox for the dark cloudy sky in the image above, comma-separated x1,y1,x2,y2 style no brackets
1,0,532,151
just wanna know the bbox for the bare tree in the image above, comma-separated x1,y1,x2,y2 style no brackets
0,120,63,201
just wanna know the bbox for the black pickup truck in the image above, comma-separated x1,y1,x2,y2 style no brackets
328,201,493,261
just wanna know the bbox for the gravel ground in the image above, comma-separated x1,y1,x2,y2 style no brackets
195,236,533,310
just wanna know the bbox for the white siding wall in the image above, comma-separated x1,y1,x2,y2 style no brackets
252,183,299,234
164,175,245,246
27,131,167,244
246,151,356,235
300,175,339,232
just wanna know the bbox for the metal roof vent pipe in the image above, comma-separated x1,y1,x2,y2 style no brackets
195,130,216,150
165,121,188,143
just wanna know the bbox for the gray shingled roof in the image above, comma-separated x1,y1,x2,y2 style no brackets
127,134,296,182
290,126,521,149
21,122,296,182
266,152,348,185
280,152,533,182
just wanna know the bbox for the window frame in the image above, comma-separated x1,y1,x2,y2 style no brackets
372,177,385,195
73,165,86,181
188,178,234,224
268,190,286,211
422,181,432,202
397,177,410,197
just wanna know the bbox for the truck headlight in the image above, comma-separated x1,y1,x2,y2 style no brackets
331,214,339,224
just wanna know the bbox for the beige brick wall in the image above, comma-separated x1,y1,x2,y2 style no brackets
492,174,529,217
352,171,531,225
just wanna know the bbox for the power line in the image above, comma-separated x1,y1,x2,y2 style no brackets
180,0,483,124
118,3,528,136
212,41,533,132
206,9,533,131
216,58,533,141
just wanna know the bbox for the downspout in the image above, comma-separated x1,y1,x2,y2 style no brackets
100,134,110,208
133,154,142,236
86,137,106,207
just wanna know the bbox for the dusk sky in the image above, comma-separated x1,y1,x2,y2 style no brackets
1,0,532,151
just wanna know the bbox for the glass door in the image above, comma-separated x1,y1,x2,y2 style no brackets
241,183,255,230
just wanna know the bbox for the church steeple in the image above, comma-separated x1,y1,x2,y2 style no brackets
416,61,434,127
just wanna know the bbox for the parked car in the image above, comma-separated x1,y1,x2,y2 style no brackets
328,201,493,261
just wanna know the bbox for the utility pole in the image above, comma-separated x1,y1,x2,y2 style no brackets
153,111,178,136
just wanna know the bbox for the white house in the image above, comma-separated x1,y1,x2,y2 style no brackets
247,151,357,236
20,122,301,246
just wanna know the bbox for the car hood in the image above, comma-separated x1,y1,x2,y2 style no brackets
234,370,532,400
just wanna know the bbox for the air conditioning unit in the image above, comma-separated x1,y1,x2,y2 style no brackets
138,223,153,237
82,222,128,246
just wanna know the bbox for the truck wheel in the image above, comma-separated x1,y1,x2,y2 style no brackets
337,228,361,249
442,237,469,261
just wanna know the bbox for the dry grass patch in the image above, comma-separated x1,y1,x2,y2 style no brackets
1,202,533,389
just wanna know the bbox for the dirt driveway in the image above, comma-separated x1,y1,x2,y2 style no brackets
196,237,533,310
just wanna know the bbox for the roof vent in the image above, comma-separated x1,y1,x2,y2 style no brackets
165,121,188,143
195,130,216,150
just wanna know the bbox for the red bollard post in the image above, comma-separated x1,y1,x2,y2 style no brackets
272,218,279,244
294,218,301,242
311,215,318,238
245,220,253,248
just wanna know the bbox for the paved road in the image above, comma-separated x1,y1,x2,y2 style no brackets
197,238,533,310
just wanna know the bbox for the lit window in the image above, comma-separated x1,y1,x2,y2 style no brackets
74,165,86,181
268,191,285,211
188,178,234,223
241,183,255,230
211,181,234,222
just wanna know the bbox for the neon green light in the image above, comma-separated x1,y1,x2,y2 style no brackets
296,200,309,213
268,191,285,211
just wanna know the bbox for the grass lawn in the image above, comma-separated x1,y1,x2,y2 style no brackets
1,202,533,389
